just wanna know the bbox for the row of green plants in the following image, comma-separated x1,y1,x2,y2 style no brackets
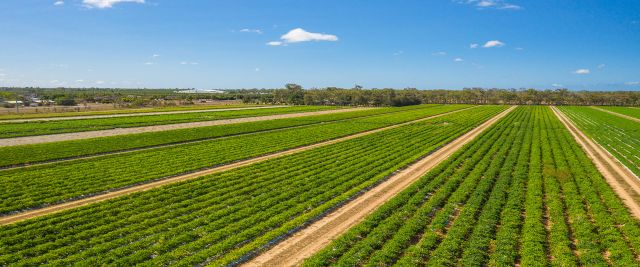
0,105,336,138
305,106,640,266
0,105,470,214
599,106,640,119
0,104,457,168
0,106,506,266
559,106,640,177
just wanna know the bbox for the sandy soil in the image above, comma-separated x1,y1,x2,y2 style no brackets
243,106,515,267
591,106,640,123
0,108,368,147
0,106,476,226
0,106,286,123
552,106,640,219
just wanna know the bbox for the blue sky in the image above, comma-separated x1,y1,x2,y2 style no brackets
0,0,639,90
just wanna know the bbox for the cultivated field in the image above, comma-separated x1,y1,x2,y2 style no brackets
1,104,640,266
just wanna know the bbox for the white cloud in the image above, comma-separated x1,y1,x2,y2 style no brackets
95,80,105,84
144,62,154,65
483,40,505,48
432,51,447,56
54,1,64,6
255,68,261,72
267,28,338,46
240,29,263,34
393,50,405,56
470,43,479,49
457,0,522,10
152,54,160,58
76,79,84,83
266,41,283,46
515,47,524,50
573,69,590,75
82,0,144,9
552,83,564,87
454,58,464,62
598,64,606,69
626,81,640,86
0,73,6,77
179,61,199,65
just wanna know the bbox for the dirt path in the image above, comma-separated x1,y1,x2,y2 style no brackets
552,106,640,219
591,106,640,123
0,108,369,147
243,106,515,267
0,106,285,123
0,106,477,226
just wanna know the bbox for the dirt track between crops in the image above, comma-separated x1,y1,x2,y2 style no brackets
0,108,368,147
552,106,640,219
591,106,640,123
0,106,285,123
0,106,478,226
243,106,515,267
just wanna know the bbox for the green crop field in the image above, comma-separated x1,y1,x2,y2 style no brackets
0,105,336,138
306,106,640,266
559,106,640,177
598,106,640,119
0,105,506,265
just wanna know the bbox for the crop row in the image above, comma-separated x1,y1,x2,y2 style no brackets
559,106,640,177
0,105,336,138
0,104,457,168
305,106,640,266
0,105,470,214
0,105,506,266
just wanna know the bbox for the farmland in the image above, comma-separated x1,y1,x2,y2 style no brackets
305,106,640,266
0,105,336,138
558,106,640,177
0,105,506,265
1,105,640,266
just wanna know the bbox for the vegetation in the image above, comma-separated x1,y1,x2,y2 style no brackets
0,105,506,266
598,106,640,119
0,105,471,214
0,105,455,168
0,106,335,138
305,106,640,266
559,106,640,177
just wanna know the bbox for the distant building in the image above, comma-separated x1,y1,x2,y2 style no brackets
175,89,225,94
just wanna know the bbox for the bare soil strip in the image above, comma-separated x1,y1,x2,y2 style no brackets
591,106,640,123
0,106,285,123
243,106,516,267
0,108,369,147
0,106,477,226
552,106,640,219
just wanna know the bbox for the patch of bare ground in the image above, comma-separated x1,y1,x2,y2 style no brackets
242,106,515,267
0,106,476,226
0,108,371,147
552,106,640,219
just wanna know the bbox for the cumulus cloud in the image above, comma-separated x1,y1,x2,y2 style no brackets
457,0,522,10
393,50,405,56
267,28,338,46
552,83,564,87
179,61,198,65
454,58,464,62
483,40,505,48
432,51,447,56
598,64,606,69
83,0,144,9
54,1,64,6
626,81,640,86
470,43,479,49
144,62,154,65
573,69,590,75
240,29,263,34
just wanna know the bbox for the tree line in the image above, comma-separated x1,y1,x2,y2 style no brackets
236,85,640,106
